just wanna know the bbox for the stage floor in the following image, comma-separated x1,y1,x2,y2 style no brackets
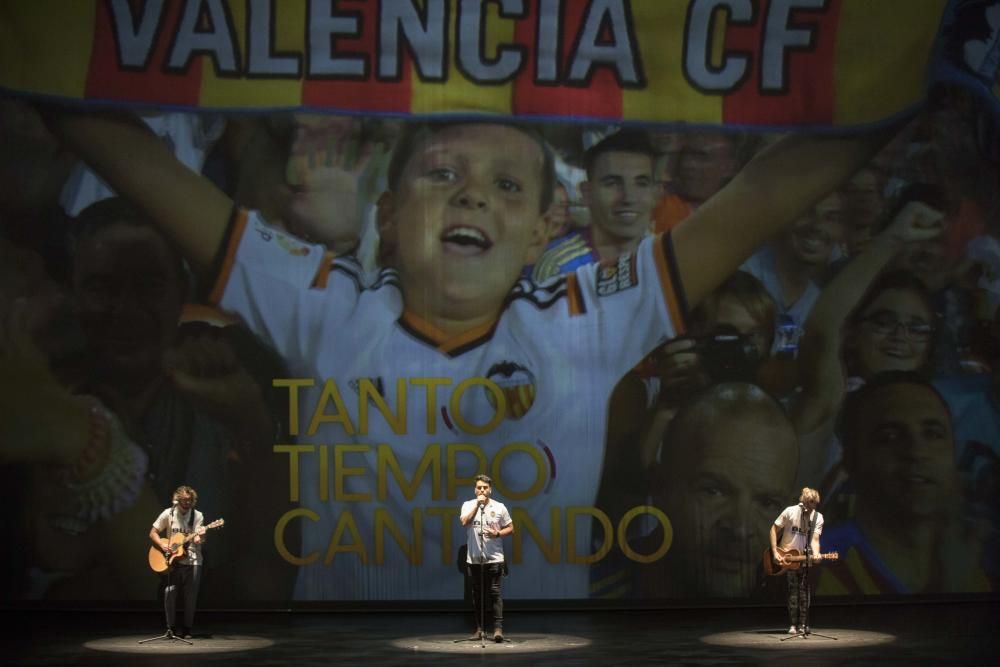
7,601,997,666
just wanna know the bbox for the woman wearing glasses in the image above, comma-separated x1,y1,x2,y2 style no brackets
793,199,944,488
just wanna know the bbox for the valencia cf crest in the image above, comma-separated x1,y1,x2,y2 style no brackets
485,361,536,420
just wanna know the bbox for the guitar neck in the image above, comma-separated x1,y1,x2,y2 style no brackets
178,521,222,545
787,552,832,562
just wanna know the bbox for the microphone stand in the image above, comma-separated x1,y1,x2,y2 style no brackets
454,500,488,647
477,503,487,647
781,508,836,642
140,509,192,645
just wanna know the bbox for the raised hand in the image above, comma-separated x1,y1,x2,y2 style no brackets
881,200,945,248
654,338,709,406
162,328,269,445
280,114,390,252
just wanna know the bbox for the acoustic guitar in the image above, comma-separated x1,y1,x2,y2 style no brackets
148,519,225,573
762,546,838,576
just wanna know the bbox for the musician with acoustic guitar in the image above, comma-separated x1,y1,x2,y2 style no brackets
149,485,206,639
769,487,830,636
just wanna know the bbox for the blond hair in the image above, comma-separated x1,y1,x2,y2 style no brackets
799,487,820,505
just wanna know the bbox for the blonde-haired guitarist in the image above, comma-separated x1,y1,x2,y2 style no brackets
770,487,824,636
148,485,204,639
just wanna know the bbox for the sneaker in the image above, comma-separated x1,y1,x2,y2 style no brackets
166,627,176,638
469,628,483,640
493,627,504,643
181,627,193,639
787,625,799,635
802,626,810,635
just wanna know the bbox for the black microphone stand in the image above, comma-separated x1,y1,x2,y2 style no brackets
139,552,194,646
454,500,488,648
781,508,836,642
140,511,192,645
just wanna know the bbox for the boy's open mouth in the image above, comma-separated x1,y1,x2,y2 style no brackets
441,225,493,254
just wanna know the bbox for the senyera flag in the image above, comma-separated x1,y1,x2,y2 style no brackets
1,0,996,128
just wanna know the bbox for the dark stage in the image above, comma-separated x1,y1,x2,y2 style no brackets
7,601,997,666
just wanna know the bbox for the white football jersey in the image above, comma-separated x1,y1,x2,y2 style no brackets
213,210,686,599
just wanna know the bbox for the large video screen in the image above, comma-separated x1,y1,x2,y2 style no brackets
1,0,997,605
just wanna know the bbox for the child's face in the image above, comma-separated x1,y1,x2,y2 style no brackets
379,124,547,321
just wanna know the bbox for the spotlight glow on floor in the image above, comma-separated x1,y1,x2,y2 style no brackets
700,628,896,649
84,634,275,654
390,633,592,654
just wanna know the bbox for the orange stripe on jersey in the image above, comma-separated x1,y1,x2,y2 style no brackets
400,309,497,354
653,233,687,335
208,209,250,306
565,273,585,317
310,250,337,289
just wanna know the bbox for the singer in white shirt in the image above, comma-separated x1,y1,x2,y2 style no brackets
770,487,824,635
460,474,514,642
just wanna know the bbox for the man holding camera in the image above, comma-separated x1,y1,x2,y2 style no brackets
459,475,514,642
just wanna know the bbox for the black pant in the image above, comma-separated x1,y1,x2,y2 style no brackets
164,564,202,631
786,569,810,628
468,562,504,630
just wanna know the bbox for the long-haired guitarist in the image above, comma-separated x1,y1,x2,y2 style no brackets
769,487,824,635
149,485,204,639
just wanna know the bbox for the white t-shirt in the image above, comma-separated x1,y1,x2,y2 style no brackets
462,499,513,564
775,504,824,553
152,506,205,565
212,210,686,599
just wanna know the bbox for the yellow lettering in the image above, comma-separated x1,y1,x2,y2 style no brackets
324,510,367,564
409,377,452,435
319,444,329,502
359,377,407,435
274,444,314,502
511,507,561,564
491,442,546,500
272,378,314,436
274,507,319,565
334,444,372,501
426,506,459,565
567,506,613,564
450,378,505,434
447,444,487,499
619,506,672,564
308,378,355,435
374,507,422,565
377,443,441,501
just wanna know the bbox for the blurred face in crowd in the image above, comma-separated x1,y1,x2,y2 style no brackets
673,133,739,204
893,233,950,282
781,192,845,266
73,224,184,380
851,287,934,377
658,406,794,597
696,293,775,360
544,182,572,241
842,167,884,256
847,382,957,519
583,150,657,247
378,124,548,322
648,131,684,188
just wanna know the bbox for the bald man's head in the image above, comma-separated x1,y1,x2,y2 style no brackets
655,383,798,598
